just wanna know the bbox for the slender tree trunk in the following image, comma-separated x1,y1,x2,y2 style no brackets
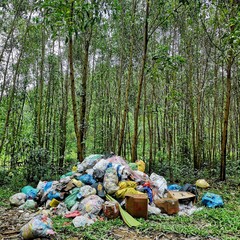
131,0,149,162
79,34,91,161
220,5,236,180
68,3,81,161
37,23,45,147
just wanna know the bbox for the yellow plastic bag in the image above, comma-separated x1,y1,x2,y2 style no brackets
72,166,77,172
196,179,210,188
49,198,60,208
119,181,137,189
115,187,143,199
136,160,145,172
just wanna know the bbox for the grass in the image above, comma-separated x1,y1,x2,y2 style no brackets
0,180,239,239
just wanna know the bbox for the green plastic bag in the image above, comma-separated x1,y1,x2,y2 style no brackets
129,163,138,171
64,188,79,210
60,171,74,179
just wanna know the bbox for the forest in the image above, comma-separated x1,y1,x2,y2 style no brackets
0,0,240,184
1,1,240,239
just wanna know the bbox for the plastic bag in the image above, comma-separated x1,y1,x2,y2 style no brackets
36,181,47,190
21,186,38,199
60,171,74,179
81,154,104,171
20,214,55,239
47,191,64,200
118,181,137,189
78,174,96,185
167,184,182,191
196,179,210,188
54,203,68,216
92,182,106,198
119,181,137,189
136,160,145,172
132,170,150,182
72,214,95,227
93,159,109,172
64,179,83,191
64,188,80,210
78,195,104,215
150,173,167,198
148,204,161,215
79,185,96,198
181,184,198,201
9,193,26,206
129,163,138,171
143,186,153,204
201,192,224,208
115,187,143,199
93,169,105,182
19,200,37,210
103,167,119,194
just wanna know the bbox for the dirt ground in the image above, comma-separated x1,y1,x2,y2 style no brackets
0,206,220,240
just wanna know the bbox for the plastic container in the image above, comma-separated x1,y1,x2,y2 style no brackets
125,194,148,219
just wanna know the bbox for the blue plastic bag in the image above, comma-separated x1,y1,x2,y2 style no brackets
143,186,153,204
21,186,38,199
78,174,96,185
47,191,62,200
201,192,224,208
43,182,53,192
167,184,182,191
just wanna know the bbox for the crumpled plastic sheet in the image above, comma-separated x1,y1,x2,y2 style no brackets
178,202,203,216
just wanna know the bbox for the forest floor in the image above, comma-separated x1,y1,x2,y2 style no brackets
0,180,239,240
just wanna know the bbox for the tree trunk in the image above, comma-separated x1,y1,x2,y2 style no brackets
131,0,149,162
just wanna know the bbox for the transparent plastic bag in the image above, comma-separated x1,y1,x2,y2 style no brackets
78,195,104,215
103,167,119,194
72,214,95,227
20,214,55,239
19,200,37,210
80,154,104,171
9,193,26,206
79,185,96,198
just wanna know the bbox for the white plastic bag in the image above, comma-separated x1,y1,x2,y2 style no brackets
72,214,95,227
9,193,26,206
150,173,167,198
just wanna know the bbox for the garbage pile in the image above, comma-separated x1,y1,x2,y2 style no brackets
9,154,224,239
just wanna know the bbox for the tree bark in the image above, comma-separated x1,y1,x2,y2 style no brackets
131,0,149,162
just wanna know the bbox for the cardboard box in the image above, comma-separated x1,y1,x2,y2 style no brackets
167,191,196,204
154,198,179,215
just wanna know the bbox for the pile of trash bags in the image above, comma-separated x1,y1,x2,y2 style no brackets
9,154,223,239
